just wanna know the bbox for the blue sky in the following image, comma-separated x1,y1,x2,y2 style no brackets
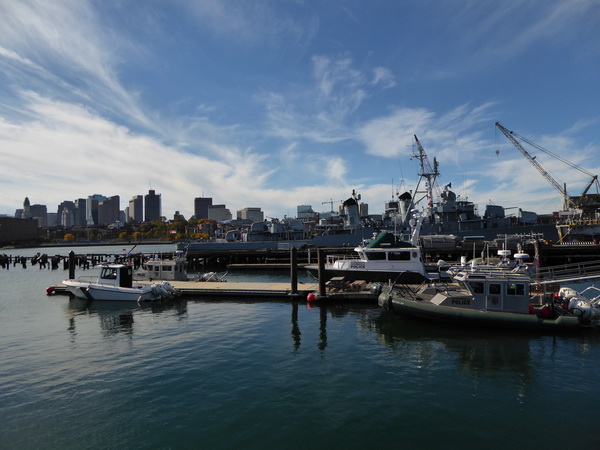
1,0,599,220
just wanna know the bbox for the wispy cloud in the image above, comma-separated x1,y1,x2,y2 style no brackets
261,54,396,144
181,0,319,48
357,103,495,160
402,0,600,79
0,0,154,130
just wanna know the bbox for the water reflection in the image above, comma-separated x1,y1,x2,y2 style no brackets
318,306,327,351
66,298,188,336
367,309,538,393
295,302,375,352
291,302,301,351
290,302,329,351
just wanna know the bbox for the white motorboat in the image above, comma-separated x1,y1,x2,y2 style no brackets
306,231,439,283
63,263,179,302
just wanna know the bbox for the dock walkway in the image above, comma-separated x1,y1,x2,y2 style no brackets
167,280,319,298
51,280,379,302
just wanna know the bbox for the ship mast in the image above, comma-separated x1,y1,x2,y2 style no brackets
411,135,441,209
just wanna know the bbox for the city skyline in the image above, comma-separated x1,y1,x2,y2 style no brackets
10,189,287,225
1,2,599,219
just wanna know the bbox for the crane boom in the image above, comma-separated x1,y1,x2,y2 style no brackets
495,122,577,210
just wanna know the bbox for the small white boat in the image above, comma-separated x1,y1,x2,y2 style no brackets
63,263,179,302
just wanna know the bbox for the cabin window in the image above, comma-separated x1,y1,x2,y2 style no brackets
388,252,410,261
366,253,386,261
507,283,525,296
469,282,484,294
101,268,117,279
489,284,501,295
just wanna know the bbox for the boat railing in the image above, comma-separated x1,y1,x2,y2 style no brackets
326,254,360,264
391,282,421,301
73,275,98,283
445,264,531,279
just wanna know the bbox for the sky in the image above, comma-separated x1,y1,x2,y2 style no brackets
1,0,599,221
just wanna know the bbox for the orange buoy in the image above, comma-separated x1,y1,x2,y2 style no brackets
307,293,316,302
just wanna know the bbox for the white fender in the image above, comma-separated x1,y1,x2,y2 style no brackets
569,297,593,319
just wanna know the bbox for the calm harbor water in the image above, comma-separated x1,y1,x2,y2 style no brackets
1,245,600,449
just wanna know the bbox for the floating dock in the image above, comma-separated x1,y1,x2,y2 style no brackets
48,248,380,302
50,280,378,302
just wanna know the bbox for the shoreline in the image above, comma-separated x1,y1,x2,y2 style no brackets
1,240,176,250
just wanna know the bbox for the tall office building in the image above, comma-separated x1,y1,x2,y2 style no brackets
98,195,120,225
86,194,107,225
194,197,213,220
58,201,76,227
22,197,31,219
74,198,87,227
30,204,48,228
128,195,143,223
145,190,161,222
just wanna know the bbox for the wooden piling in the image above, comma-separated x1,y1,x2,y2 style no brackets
318,249,326,297
290,247,298,295
68,251,75,280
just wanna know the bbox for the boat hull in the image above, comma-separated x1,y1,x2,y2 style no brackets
379,287,583,331
63,280,157,302
305,266,429,283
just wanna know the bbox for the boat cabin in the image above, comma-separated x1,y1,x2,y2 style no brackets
445,270,531,313
356,231,422,263
134,253,188,281
99,264,134,288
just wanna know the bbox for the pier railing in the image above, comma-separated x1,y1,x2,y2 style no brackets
535,260,600,284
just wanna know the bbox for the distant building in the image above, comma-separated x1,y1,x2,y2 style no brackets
237,207,264,223
47,213,58,227
194,197,213,220
22,197,31,219
30,204,48,228
297,205,317,220
128,195,143,223
58,201,76,227
87,194,107,225
145,190,161,222
208,204,232,221
0,217,39,244
74,198,87,227
98,195,120,225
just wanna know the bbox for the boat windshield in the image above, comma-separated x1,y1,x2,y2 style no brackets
100,268,117,279
459,280,484,294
